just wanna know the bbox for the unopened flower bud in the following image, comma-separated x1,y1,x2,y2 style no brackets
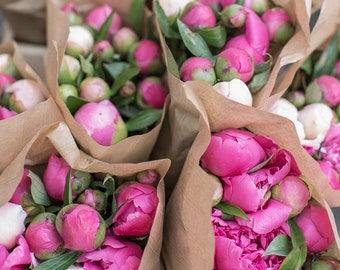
158,0,192,18
93,40,114,62
58,84,79,103
286,90,306,109
0,53,21,79
58,54,81,84
136,169,160,185
207,173,223,206
215,47,254,82
79,77,111,102
243,0,270,15
119,80,136,97
137,76,168,109
9,169,35,207
0,73,15,97
220,4,246,28
66,25,94,58
0,105,17,120
304,256,340,270
112,27,139,58
25,213,65,260
60,2,83,25
76,189,107,213
180,56,216,84
56,204,106,252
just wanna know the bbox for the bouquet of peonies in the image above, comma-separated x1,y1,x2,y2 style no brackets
161,80,340,269
0,121,170,269
45,0,168,164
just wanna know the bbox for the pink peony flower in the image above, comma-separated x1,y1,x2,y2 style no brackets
295,204,335,253
317,160,340,190
9,168,33,207
0,202,27,250
93,40,114,62
0,235,31,269
79,76,111,102
180,56,216,85
0,73,15,96
320,123,340,174
314,75,340,107
76,189,107,213
137,76,168,109
85,4,122,40
77,231,143,270
56,204,106,252
0,105,17,120
25,213,65,260
136,169,160,185
66,25,94,58
112,27,138,58
113,182,159,237
74,100,128,146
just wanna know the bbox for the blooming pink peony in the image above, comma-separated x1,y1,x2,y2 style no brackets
77,231,142,269
56,204,106,252
295,204,335,253
180,56,216,85
137,76,168,109
113,182,159,237
0,235,31,269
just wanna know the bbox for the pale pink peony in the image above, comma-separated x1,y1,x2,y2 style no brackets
180,56,216,85
66,25,94,57
79,76,111,102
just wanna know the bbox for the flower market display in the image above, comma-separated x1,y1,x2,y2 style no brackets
1,0,340,269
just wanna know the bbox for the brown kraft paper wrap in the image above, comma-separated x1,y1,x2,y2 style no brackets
162,81,340,269
0,40,64,173
45,0,167,164
0,121,170,270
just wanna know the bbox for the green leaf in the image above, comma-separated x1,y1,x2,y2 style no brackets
130,0,145,36
79,54,94,77
34,250,81,270
28,170,51,206
103,174,117,216
96,10,114,41
154,0,181,39
111,95,135,108
247,68,271,95
288,219,306,250
63,169,73,206
215,202,249,221
65,95,89,115
279,247,304,270
199,25,227,48
263,235,293,257
312,32,339,79
103,62,131,80
125,109,163,132
111,67,140,94
177,19,213,61
119,105,141,119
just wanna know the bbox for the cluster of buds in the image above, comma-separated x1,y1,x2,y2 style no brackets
0,54,46,120
158,0,295,97
0,152,161,269
58,3,168,146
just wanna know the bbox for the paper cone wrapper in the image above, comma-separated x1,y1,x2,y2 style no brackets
0,40,64,173
162,78,340,269
45,0,167,164
0,120,170,270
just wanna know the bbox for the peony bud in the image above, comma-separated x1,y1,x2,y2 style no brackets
262,8,295,45
74,100,128,146
5,79,46,113
271,175,310,217
213,79,253,106
9,169,35,207
317,160,340,190
298,103,334,140
215,47,254,82
136,169,160,185
79,77,111,102
180,2,217,31
295,204,335,253
85,4,122,40
304,256,340,270
197,0,221,13
243,0,270,15
0,73,15,97
0,105,17,120
128,39,165,76
66,25,95,58
113,182,159,236
119,80,136,97
58,54,81,85
286,90,306,109
60,2,83,25
56,204,106,252
58,84,79,103
220,4,247,28
112,27,139,58
76,189,107,213
180,56,216,85
25,213,65,260
0,53,21,79
93,40,114,62
0,202,27,250
268,98,299,122
158,0,192,18
136,76,168,109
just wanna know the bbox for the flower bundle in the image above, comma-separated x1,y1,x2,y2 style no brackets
155,0,310,108
45,0,168,163
0,122,170,269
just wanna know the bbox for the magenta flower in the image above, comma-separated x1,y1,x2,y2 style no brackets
56,204,106,252
74,100,128,146
271,175,310,216
200,129,271,177
262,7,294,45
136,169,160,185
113,182,159,237
25,213,65,260
79,76,111,102
310,75,340,107
0,73,15,96
129,39,164,76
295,204,335,253
214,47,254,82
85,4,122,40
180,56,216,84
180,2,216,31
9,168,34,207
137,76,168,109
77,231,143,269
5,79,46,113
320,123,340,174
317,160,340,190
0,235,31,269
112,27,138,57
0,105,17,120
212,208,287,270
